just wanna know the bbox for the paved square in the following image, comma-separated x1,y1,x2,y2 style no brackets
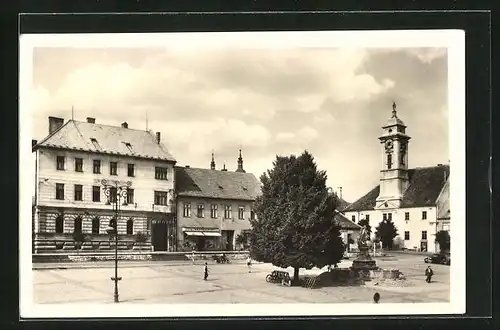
32,254,449,304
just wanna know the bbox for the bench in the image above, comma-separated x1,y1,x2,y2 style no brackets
302,276,320,289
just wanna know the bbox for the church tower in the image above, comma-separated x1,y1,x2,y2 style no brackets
376,102,411,208
235,149,246,173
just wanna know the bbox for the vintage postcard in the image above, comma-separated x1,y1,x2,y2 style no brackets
19,30,465,318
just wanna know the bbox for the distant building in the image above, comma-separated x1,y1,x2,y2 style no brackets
174,151,261,251
343,103,450,253
32,116,177,253
334,211,361,252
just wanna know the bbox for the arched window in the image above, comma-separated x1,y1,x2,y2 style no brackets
55,215,64,234
74,217,82,234
92,217,100,234
126,219,134,235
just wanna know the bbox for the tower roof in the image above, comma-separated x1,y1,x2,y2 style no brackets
382,101,406,128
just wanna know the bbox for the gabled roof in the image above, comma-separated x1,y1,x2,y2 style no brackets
33,120,176,162
175,166,261,201
335,211,361,230
343,165,450,212
436,176,450,219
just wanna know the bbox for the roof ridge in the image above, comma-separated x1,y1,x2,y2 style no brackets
72,119,153,134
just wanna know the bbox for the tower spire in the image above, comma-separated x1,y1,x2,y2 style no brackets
236,148,246,173
392,101,397,118
210,151,216,170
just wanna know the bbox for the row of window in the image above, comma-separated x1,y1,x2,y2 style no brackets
404,230,427,241
351,211,428,223
56,156,169,180
182,203,255,220
54,216,135,235
54,183,169,206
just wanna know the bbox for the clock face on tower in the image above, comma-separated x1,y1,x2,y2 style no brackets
385,140,393,152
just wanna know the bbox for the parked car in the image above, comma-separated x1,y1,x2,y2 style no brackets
424,252,450,265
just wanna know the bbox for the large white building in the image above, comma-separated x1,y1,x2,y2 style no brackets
32,116,177,253
343,104,450,253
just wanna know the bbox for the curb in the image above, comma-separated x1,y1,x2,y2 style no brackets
33,260,251,270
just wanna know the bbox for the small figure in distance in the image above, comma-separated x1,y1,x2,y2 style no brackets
246,256,252,273
373,292,380,304
203,262,209,281
425,265,434,283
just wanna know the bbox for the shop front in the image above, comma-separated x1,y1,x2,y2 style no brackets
181,227,222,251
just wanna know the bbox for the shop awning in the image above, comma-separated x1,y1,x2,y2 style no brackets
184,231,222,237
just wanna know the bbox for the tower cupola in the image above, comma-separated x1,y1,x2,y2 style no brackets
236,149,246,173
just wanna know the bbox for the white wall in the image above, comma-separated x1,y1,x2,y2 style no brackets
35,148,175,213
345,206,438,252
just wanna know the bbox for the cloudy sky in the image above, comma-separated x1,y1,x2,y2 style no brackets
30,43,449,202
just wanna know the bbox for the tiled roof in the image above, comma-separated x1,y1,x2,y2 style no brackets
336,196,351,211
335,211,361,230
175,166,262,201
436,176,450,219
33,120,176,162
344,165,450,212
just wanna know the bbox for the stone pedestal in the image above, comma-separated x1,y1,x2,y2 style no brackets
350,246,379,279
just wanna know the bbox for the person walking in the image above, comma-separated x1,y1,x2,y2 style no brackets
246,256,252,273
203,262,209,281
425,265,434,283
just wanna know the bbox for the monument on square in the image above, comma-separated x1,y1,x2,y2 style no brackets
350,224,379,274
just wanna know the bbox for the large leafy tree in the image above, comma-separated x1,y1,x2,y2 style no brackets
249,151,345,283
435,230,450,252
374,219,398,249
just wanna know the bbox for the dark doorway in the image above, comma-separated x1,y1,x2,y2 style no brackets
152,219,167,251
222,230,234,251
196,237,205,251
420,241,428,252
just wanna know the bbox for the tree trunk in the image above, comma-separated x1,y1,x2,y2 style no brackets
293,267,300,282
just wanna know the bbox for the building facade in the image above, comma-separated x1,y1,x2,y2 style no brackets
174,152,261,252
343,103,450,253
32,116,177,253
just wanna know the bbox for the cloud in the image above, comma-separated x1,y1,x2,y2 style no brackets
313,112,335,124
405,48,447,64
275,132,296,143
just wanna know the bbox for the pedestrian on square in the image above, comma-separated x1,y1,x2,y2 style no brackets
191,247,196,264
425,266,434,283
203,262,209,280
246,256,252,273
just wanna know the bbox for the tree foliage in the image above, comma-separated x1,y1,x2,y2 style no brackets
435,230,450,252
374,219,398,249
249,151,345,282
357,218,372,237
236,231,251,248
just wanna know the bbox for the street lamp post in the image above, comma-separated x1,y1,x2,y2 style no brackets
101,179,131,303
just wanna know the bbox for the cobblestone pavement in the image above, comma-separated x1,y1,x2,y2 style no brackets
32,254,449,304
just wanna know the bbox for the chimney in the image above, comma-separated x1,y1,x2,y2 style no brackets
338,187,343,200
48,116,64,135
121,122,128,128
156,132,161,144
185,165,190,168
86,117,96,124
32,139,37,148
221,162,228,172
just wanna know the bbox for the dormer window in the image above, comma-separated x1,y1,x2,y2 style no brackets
90,138,100,149
123,142,133,153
